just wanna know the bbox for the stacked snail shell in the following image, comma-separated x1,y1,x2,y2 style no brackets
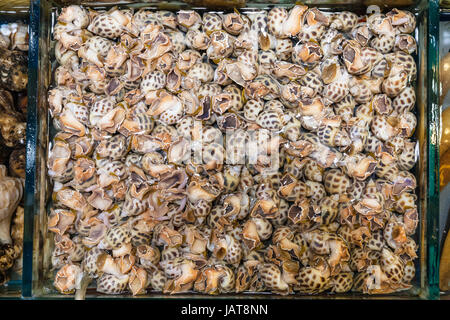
0,165,24,284
0,22,28,91
48,5,418,296
0,21,28,285
0,21,29,168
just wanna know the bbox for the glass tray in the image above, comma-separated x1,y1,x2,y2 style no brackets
23,0,441,299
439,2,450,299
0,0,29,299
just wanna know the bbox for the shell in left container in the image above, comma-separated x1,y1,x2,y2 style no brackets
0,20,28,286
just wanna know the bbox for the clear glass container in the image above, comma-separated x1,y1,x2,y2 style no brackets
23,0,441,299
0,0,29,299
439,1,450,299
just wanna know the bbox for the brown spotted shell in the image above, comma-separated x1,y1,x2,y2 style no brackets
48,5,419,297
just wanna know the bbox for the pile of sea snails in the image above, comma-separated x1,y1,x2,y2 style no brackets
48,5,419,297
0,21,28,285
